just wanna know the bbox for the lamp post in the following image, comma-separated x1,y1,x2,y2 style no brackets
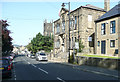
61,2,70,62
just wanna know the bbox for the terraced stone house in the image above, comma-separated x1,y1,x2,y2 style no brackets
95,3,120,56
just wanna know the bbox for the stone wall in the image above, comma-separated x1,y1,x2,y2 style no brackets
76,56,120,70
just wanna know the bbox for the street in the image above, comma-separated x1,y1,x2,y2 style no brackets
2,54,118,81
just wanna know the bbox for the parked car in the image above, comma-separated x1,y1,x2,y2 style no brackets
36,52,48,61
30,54,35,59
9,53,15,60
0,57,13,78
9,55,14,60
28,54,31,58
2,57,13,69
14,52,18,56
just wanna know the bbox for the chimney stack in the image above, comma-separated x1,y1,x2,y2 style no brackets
104,0,110,12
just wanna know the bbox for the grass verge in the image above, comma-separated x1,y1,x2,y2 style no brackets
77,54,120,59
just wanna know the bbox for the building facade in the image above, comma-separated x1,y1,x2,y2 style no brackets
95,3,120,56
54,4,106,57
119,17,120,56
43,20,53,37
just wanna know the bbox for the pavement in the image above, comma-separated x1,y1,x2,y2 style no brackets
48,60,120,79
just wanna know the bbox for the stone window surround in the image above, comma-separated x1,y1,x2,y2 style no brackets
55,40,60,48
56,23,60,34
74,16,77,30
110,20,116,34
98,41,100,47
110,40,115,48
101,23,106,35
62,21,65,30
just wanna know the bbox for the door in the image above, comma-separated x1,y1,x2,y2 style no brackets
101,41,106,54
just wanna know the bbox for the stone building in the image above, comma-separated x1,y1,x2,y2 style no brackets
43,20,53,37
119,18,120,56
54,2,107,58
95,3,120,56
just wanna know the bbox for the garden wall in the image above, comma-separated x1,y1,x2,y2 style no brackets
76,56,120,70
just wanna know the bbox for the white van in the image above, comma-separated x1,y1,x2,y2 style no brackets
36,52,48,61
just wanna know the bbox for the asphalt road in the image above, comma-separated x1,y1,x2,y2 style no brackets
2,54,118,81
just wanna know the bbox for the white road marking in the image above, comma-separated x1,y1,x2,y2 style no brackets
32,64,37,68
28,62,30,64
13,60,17,80
57,77,65,82
38,68,48,74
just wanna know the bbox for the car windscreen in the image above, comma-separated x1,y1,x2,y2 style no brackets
40,53,46,56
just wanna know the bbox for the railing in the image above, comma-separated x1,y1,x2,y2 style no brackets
55,31,60,35
55,50,63,58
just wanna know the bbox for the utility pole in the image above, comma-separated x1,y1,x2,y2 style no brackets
61,2,70,62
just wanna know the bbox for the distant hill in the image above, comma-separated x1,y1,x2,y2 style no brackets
13,44,21,47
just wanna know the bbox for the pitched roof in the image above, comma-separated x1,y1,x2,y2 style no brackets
53,18,60,23
60,7,69,12
95,3,120,22
82,4,105,12
70,4,106,13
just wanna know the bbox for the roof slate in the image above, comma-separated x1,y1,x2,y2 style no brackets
95,3,120,22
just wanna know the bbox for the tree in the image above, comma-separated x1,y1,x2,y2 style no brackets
1,20,13,56
78,40,84,52
26,32,54,54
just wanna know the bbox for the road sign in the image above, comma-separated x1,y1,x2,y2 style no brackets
75,42,79,49
88,37,92,41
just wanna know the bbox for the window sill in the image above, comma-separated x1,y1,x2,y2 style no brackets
110,46,115,48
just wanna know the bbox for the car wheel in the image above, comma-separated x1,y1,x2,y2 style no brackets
36,58,38,61
9,75,12,78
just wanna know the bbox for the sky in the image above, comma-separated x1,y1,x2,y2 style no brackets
0,0,119,46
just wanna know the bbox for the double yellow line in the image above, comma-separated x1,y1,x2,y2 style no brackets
0,68,4,70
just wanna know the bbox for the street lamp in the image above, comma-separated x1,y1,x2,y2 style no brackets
61,2,70,62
